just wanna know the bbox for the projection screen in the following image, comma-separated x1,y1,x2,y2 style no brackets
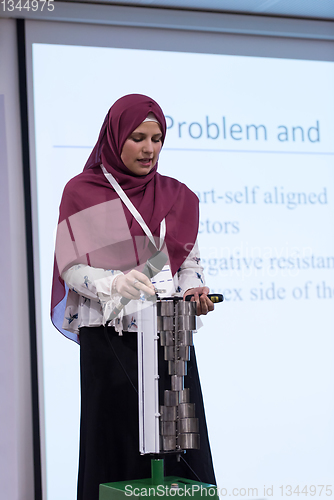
24,12,334,500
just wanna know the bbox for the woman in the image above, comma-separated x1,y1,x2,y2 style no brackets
51,94,216,500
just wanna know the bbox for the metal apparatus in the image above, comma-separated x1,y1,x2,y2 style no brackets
137,297,200,454
157,298,200,452
100,294,221,499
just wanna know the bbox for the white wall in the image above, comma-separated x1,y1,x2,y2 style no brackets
0,18,34,500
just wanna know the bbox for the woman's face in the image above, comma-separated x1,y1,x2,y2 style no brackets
121,121,163,176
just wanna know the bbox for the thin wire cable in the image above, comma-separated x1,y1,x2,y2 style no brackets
103,325,138,395
180,455,203,483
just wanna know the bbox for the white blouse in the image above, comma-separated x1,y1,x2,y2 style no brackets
61,240,205,334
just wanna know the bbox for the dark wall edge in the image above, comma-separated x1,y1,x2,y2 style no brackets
16,18,43,500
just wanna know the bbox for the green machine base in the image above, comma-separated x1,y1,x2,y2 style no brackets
99,459,218,500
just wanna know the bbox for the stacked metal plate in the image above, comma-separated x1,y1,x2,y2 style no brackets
157,299,200,452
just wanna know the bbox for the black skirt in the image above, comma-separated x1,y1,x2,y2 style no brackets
77,326,216,500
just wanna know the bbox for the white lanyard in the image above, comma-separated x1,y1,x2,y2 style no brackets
101,164,166,251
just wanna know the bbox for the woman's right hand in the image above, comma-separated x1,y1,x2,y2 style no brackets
115,270,155,300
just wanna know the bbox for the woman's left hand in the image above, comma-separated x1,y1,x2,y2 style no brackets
183,286,214,316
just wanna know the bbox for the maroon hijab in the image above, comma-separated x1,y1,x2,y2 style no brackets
51,94,199,342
